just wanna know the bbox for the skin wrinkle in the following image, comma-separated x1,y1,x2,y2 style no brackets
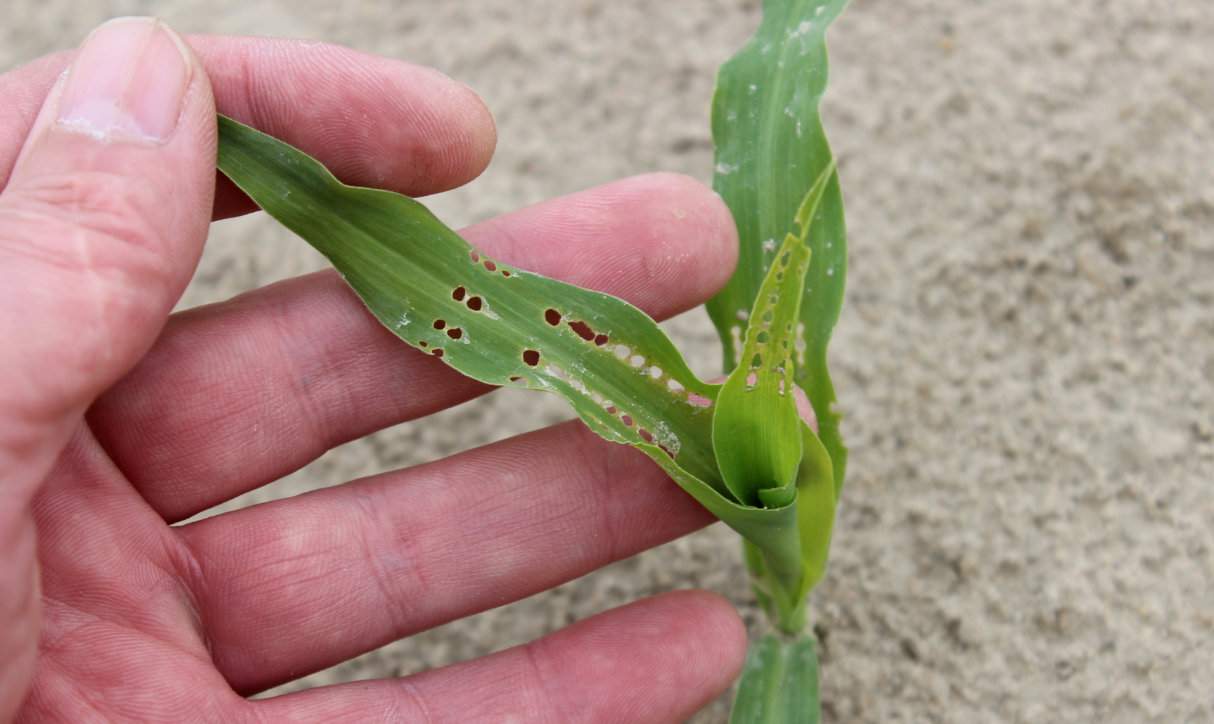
520,639,567,724
580,423,624,569
263,287,347,463
396,680,435,724
348,487,430,649
30,434,211,655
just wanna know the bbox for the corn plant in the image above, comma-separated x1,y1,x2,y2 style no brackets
215,0,849,720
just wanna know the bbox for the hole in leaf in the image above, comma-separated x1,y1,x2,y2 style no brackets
746,372,758,387
778,378,787,396
452,286,467,301
569,320,595,341
757,330,770,344
509,375,523,383
638,428,654,443
594,334,609,346
605,405,618,415
484,260,497,272
470,251,480,263
433,319,446,330
467,296,484,311
545,309,562,325
523,349,541,366
419,340,428,348
447,327,463,340
433,349,444,358
751,353,762,368
501,270,511,277
658,443,675,458
620,414,634,427
687,392,713,408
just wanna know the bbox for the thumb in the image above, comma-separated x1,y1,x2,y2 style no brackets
0,17,215,502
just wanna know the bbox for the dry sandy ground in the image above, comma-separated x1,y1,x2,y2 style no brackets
4,1,1212,722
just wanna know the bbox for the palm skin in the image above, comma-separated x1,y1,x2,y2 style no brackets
0,19,745,724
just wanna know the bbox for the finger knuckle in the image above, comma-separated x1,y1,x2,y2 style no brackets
7,170,166,266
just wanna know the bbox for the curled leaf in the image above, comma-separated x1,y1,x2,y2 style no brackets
708,0,850,492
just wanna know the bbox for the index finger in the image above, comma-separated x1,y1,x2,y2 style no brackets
0,35,496,215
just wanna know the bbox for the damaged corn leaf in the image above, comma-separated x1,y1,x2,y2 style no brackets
710,2,850,719
713,161,834,510
216,115,810,587
708,0,850,493
715,161,837,631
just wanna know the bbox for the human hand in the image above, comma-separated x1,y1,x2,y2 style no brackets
0,17,746,723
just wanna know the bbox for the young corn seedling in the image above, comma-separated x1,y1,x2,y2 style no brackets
216,0,849,719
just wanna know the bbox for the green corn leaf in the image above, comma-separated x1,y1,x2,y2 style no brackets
216,115,815,594
708,0,850,493
729,632,822,724
743,420,834,633
713,162,834,508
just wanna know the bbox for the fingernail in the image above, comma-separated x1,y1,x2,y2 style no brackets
56,17,192,143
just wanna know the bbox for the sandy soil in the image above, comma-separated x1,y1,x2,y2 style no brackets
4,1,1212,721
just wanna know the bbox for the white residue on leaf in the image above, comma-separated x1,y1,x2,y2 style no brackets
654,421,681,457
395,312,411,329
790,20,813,39
816,5,826,16
715,162,739,176
726,110,738,122
748,83,759,94
796,120,803,137
736,309,749,321
762,238,777,252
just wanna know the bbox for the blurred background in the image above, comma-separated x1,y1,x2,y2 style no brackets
4,1,1212,721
